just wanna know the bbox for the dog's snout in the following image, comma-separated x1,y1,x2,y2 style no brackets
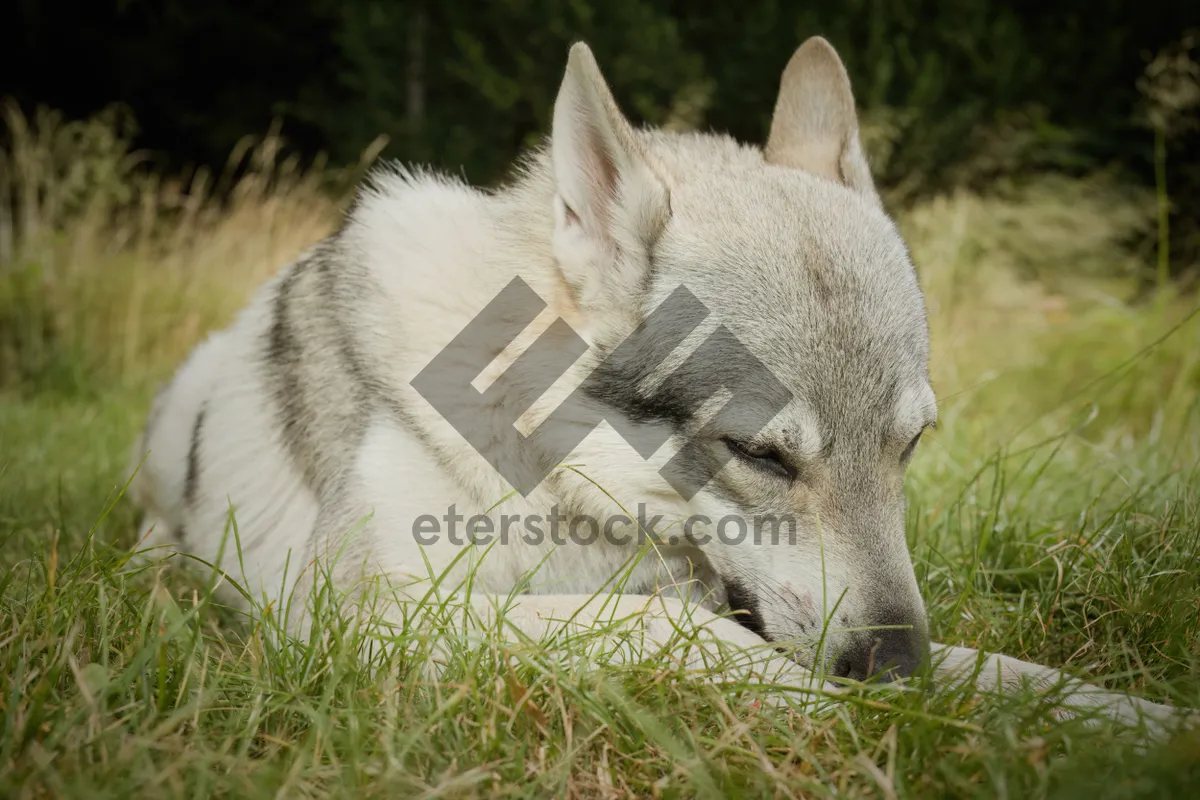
831,614,929,684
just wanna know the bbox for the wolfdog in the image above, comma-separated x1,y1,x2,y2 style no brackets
129,36,1191,730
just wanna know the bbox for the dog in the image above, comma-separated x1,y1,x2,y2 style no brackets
128,36,1191,731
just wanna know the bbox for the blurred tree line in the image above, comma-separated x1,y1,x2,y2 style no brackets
4,0,1198,280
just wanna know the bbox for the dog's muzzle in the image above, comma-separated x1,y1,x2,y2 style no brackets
831,611,930,684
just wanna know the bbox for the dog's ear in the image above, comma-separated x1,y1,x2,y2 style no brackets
764,37,879,203
551,42,670,260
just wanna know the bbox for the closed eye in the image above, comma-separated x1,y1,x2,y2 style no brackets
723,438,793,480
901,431,923,464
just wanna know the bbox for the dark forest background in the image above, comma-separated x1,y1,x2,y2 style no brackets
4,0,1200,280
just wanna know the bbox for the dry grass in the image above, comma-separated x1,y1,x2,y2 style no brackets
0,101,383,390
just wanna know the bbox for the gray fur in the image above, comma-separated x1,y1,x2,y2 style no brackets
122,38,1196,734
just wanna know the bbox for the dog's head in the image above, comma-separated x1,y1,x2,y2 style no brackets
547,39,933,682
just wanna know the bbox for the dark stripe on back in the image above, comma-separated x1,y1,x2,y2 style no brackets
316,248,375,407
264,255,319,489
184,403,206,508
180,402,206,548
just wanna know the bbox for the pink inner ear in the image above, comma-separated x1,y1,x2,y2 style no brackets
576,116,619,235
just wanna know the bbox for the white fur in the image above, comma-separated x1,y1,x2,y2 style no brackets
128,39,1194,737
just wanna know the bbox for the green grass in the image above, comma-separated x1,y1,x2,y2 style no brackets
1,385,1198,799
2,108,1200,797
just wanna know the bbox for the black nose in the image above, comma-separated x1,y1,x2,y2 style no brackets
831,618,928,683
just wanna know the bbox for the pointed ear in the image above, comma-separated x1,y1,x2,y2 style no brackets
764,37,878,202
551,42,670,254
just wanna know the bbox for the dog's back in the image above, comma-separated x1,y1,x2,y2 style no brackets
129,164,554,599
